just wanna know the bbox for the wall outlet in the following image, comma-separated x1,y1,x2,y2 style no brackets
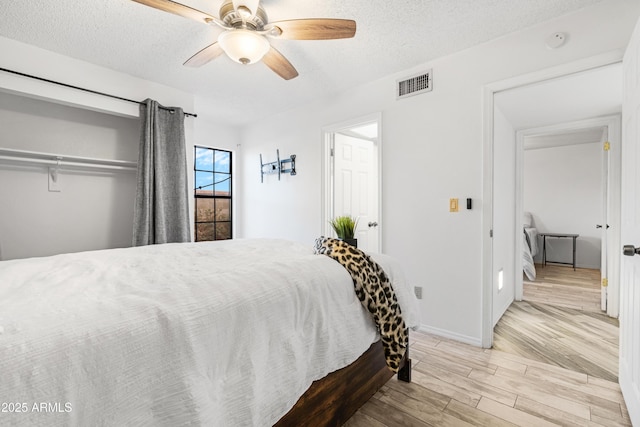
414,286,423,299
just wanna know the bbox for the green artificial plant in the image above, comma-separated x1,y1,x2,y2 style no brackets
329,215,359,240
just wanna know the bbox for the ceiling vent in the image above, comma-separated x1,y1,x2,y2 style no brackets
397,69,432,99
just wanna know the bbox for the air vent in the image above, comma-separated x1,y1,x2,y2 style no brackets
397,70,432,99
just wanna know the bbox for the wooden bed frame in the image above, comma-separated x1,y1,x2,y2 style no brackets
275,335,412,426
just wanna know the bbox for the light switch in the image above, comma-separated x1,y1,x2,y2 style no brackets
449,198,459,212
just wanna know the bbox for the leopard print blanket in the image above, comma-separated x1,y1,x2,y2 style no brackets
313,237,408,372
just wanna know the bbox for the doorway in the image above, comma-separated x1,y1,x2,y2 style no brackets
512,117,621,316
321,113,382,253
486,64,624,384
481,57,624,348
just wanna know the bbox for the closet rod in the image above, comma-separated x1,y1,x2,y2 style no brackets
0,67,197,118
0,156,136,172
0,148,137,171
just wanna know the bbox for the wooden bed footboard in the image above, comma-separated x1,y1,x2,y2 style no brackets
397,344,412,383
275,334,411,426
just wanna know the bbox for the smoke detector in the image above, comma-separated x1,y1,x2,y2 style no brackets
546,32,567,49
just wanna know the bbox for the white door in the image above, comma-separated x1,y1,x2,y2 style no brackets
333,133,379,252
619,17,640,425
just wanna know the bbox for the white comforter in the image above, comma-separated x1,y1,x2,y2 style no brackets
0,239,419,426
523,228,538,281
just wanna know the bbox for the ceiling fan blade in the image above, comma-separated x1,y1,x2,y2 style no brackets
262,46,299,80
184,42,225,67
130,0,217,25
267,19,356,40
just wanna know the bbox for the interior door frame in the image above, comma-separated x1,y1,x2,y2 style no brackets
513,115,621,318
321,112,383,249
481,51,624,348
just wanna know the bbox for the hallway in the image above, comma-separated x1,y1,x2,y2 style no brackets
494,265,618,381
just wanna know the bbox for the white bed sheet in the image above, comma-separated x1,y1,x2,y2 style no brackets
524,227,538,257
523,228,538,281
0,239,418,426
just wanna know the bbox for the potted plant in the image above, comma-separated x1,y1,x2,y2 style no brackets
329,215,359,248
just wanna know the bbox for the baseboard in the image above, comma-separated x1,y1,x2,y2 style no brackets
416,324,482,347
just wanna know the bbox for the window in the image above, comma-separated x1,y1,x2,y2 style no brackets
194,146,232,241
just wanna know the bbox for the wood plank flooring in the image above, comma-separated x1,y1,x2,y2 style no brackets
493,301,619,382
501,264,619,381
347,330,630,426
347,266,628,426
524,264,602,313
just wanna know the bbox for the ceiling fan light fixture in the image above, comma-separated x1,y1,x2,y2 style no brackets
131,0,356,79
218,29,270,65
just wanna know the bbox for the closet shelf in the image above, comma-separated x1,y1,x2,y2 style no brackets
0,147,137,171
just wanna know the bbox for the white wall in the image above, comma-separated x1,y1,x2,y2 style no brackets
524,142,602,269
0,36,198,256
0,92,139,260
237,1,639,344
0,36,242,250
0,37,195,119
192,97,241,239
0,37,196,257
493,107,516,325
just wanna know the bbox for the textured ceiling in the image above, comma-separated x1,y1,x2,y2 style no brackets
0,0,604,125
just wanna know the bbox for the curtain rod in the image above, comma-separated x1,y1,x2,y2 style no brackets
0,67,197,118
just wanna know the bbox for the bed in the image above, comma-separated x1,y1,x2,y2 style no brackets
0,238,418,426
523,211,538,281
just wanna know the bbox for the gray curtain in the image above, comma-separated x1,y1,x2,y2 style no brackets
133,99,190,246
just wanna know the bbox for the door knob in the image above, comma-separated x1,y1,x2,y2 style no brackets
596,224,610,229
368,221,378,228
623,245,640,256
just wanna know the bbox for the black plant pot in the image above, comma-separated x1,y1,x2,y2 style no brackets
343,238,358,248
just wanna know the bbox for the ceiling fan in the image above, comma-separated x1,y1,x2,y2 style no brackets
131,0,357,80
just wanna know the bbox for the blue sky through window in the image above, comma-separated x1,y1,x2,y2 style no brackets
195,147,231,194
195,147,213,171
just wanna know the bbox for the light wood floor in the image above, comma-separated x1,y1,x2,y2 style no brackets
347,330,630,426
493,301,619,382
523,264,602,313
500,264,619,381
347,266,629,426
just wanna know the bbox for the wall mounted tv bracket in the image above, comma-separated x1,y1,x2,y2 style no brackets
260,149,296,183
